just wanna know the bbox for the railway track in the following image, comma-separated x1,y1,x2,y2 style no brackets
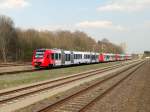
0,65,36,76
0,60,143,109
0,63,33,76
0,67,37,76
37,60,145,112
0,63,30,67
0,60,139,76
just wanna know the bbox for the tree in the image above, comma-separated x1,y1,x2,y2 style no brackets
101,38,109,43
0,15,18,62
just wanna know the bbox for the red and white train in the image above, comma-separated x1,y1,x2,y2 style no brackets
32,48,132,68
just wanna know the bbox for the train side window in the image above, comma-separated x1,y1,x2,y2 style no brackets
51,53,54,60
93,55,95,59
84,55,86,59
66,54,68,61
80,54,82,59
67,54,69,61
59,54,61,60
65,54,70,61
55,53,58,60
68,54,71,61
65,54,67,61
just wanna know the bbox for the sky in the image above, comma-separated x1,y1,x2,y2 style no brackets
0,0,150,53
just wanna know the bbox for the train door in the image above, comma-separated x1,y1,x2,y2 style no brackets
94,53,96,63
90,52,92,63
71,51,74,64
61,50,65,65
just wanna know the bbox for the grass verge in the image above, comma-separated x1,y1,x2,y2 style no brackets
0,61,123,90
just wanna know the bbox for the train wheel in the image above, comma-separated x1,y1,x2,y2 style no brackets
48,64,53,69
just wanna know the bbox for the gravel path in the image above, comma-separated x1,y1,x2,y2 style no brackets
85,60,150,112
14,60,143,112
0,65,32,73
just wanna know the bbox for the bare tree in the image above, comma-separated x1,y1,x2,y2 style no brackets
0,15,16,62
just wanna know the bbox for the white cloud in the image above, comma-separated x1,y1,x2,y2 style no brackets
21,21,125,32
97,0,150,12
76,20,112,28
21,24,77,32
76,20,125,31
0,0,29,9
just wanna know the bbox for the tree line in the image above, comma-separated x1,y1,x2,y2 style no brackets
0,15,124,62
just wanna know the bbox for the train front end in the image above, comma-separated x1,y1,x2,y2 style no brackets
32,49,53,68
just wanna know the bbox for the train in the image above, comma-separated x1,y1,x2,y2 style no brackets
32,48,132,68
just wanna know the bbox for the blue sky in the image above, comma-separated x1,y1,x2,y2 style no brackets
0,0,150,53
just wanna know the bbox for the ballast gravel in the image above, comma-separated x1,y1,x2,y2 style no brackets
85,60,150,112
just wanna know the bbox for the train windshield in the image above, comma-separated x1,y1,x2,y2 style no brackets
35,50,45,58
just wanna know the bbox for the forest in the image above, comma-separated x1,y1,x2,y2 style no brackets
0,15,124,62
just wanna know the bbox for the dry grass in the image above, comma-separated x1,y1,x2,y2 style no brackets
0,62,122,90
